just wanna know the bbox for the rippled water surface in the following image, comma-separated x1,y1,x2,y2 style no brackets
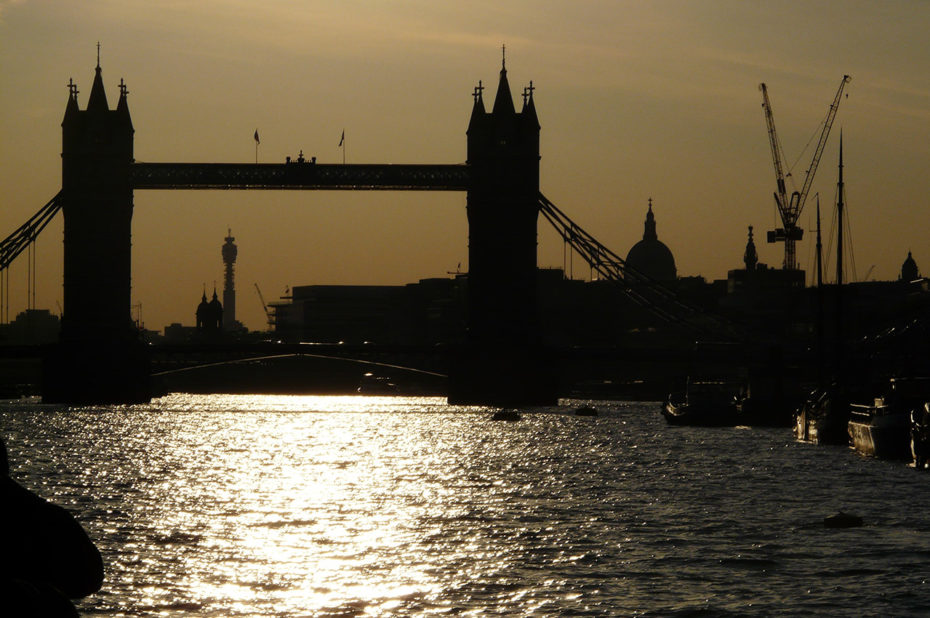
3,394,930,616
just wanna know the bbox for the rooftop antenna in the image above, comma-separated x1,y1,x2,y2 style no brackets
502,44,506,69
96,41,101,68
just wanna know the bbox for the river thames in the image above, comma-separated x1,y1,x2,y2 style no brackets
3,394,929,616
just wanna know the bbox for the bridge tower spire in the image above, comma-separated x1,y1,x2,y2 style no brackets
45,56,150,404
450,58,555,406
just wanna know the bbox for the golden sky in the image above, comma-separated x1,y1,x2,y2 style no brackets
2,1,929,331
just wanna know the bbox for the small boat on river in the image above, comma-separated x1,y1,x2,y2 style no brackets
663,341,752,427
491,409,521,421
356,372,398,394
663,380,744,427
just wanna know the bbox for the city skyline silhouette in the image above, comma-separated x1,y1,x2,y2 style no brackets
2,2,928,332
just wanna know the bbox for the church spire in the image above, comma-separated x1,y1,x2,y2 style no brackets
744,225,758,271
642,198,657,241
902,250,919,281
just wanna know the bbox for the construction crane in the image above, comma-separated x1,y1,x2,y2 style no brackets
760,75,851,270
254,283,273,330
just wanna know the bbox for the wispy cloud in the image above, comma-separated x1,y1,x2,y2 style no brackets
0,0,27,21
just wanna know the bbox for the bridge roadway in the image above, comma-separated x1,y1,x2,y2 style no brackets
0,341,698,368
0,341,698,398
131,162,471,191
150,341,695,370
151,341,697,399
152,341,450,373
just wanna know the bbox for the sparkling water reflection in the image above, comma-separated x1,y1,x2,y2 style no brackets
3,394,930,616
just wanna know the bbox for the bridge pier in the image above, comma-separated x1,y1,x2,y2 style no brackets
43,61,151,404
447,61,558,406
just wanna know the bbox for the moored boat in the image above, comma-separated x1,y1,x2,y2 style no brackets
848,398,909,459
911,403,930,469
794,385,851,445
848,377,929,460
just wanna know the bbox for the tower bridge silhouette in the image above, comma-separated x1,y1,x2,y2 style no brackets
3,54,725,405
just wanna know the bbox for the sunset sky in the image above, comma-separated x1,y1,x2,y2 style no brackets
2,1,929,331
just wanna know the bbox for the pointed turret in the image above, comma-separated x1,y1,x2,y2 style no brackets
469,79,486,127
492,52,515,115
521,81,539,129
116,78,133,130
86,63,109,113
63,78,80,122
208,288,224,330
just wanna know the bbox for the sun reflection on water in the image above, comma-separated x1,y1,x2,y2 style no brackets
142,394,486,614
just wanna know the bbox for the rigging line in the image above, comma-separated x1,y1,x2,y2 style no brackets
804,211,816,286
840,184,857,282
27,240,32,310
824,197,839,283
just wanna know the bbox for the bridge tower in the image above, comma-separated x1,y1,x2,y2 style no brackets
43,58,150,403
448,57,557,405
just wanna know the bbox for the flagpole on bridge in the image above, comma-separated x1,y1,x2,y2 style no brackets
254,129,260,164
339,129,345,165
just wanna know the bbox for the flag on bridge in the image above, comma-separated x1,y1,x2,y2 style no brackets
338,130,344,147
254,130,260,144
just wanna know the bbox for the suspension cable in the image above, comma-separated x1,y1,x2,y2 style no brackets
538,193,742,340
0,192,63,271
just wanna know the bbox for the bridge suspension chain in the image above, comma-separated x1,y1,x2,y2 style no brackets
0,192,63,272
0,192,62,322
537,192,741,340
